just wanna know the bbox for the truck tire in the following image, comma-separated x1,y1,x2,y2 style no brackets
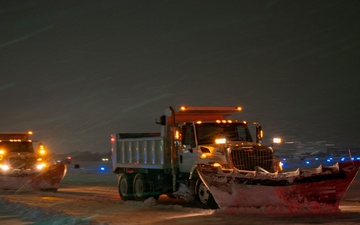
118,173,133,200
133,173,149,201
196,179,218,209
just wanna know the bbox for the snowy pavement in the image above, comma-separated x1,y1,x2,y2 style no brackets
1,161,360,225
0,211,31,225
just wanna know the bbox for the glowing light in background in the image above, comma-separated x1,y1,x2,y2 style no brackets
273,138,282,144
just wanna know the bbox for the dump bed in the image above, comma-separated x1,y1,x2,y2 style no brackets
112,133,168,171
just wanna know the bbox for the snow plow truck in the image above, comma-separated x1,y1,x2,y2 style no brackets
0,131,66,191
111,106,360,211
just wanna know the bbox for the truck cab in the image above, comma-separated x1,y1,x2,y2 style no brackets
177,121,256,172
168,106,278,174
0,132,48,175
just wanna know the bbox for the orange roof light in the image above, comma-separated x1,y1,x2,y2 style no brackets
236,106,242,111
175,130,180,140
179,106,188,111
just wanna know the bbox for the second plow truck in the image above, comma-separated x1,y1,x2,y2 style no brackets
111,106,360,211
0,131,66,191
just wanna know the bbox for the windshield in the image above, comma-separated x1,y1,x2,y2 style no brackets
0,142,34,153
195,122,253,145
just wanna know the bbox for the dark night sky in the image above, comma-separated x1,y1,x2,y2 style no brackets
1,0,360,154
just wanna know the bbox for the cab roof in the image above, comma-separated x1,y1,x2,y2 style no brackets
0,132,31,141
169,106,242,123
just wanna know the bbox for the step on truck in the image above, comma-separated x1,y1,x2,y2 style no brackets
111,106,282,208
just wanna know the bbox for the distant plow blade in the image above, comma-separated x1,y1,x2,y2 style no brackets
197,161,360,213
0,163,67,192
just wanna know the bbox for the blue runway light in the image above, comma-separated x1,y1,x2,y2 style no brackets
341,157,345,162
100,166,106,171
315,157,319,161
306,161,310,165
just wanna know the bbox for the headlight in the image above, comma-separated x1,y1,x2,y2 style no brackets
210,162,221,167
215,138,226,144
36,163,47,170
0,164,10,171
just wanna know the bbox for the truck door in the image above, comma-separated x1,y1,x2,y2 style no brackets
178,123,197,173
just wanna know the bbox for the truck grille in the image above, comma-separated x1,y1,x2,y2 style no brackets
230,147,273,171
9,157,36,169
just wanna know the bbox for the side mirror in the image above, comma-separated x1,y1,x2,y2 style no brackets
156,115,166,125
256,125,263,144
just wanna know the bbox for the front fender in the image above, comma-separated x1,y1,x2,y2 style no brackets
189,164,199,179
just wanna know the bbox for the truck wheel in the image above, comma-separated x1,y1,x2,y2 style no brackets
196,179,218,209
118,173,133,200
133,173,148,201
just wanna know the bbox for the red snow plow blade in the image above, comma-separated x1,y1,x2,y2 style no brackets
197,161,360,213
0,163,67,191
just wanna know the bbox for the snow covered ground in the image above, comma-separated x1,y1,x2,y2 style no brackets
1,160,360,225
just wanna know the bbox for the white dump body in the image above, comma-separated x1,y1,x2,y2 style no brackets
112,133,167,171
